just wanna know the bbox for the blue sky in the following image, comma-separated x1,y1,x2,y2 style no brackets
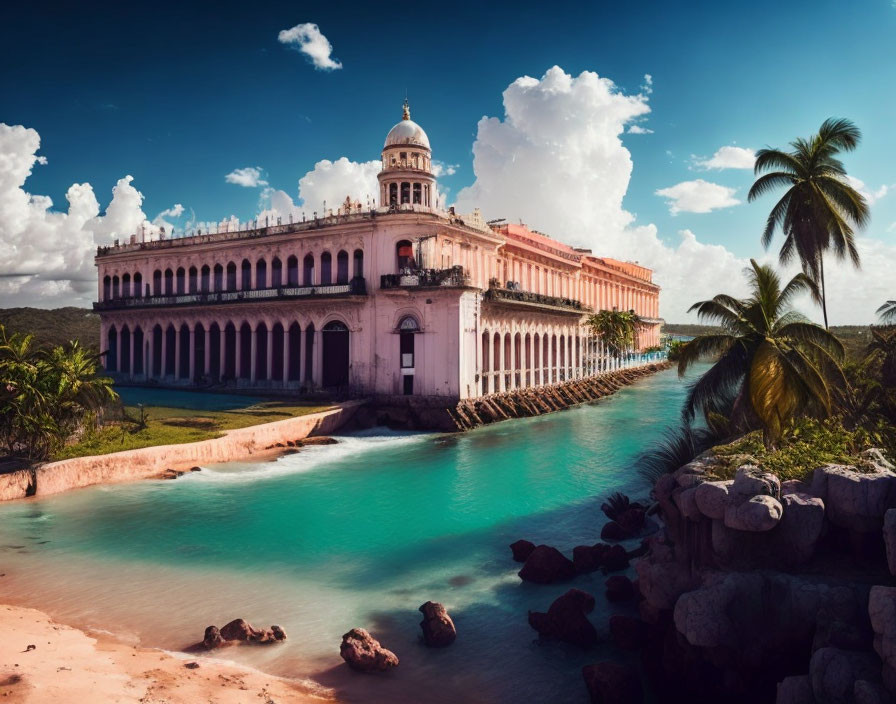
2,0,894,320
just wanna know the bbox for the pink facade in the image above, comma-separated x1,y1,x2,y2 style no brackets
94,105,662,400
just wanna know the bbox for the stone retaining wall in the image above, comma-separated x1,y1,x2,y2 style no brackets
0,401,363,501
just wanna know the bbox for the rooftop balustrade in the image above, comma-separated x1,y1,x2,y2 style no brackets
94,277,367,311
483,286,586,313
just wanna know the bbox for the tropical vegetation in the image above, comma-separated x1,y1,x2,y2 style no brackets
677,259,844,446
748,117,870,329
586,309,643,357
878,301,896,325
0,325,118,460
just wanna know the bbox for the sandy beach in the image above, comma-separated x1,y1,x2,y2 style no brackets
0,604,336,703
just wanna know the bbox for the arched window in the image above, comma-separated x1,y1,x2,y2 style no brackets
256,258,267,288
287,255,299,286
188,266,198,293
413,183,421,204
213,263,224,291
176,267,186,294
336,250,349,284
396,240,414,272
399,316,419,393
353,249,363,279
271,257,282,287
389,183,398,205
241,259,251,289
226,262,237,290
320,252,332,285
152,270,162,296
400,181,410,204
112,275,120,298
200,265,210,292
103,275,111,301
164,268,174,294
133,272,143,297
122,273,131,298
303,254,315,286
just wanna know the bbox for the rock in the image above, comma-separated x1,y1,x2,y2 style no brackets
635,553,697,611
854,680,888,704
779,493,825,564
884,510,896,577
574,544,606,573
732,464,781,501
418,601,456,647
861,448,895,472
605,575,635,602
189,466,201,472
609,614,645,651
617,507,647,534
528,588,597,648
339,628,399,672
510,539,536,563
271,625,287,642
582,662,643,704
602,544,629,572
518,545,575,584
673,461,708,489
220,618,257,641
694,480,733,520
869,586,896,671
202,626,225,649
673,486,703,522
782,479,809,496
601,521,624,541
724,494,783,532
776,675,815,704
810,464,896,533
809,647,881,704
184,661,200,669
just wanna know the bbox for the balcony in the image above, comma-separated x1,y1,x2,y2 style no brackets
94,277,367,311
483,286,586,314
380,266,469,290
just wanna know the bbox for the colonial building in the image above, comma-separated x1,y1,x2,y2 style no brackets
94,102,662,400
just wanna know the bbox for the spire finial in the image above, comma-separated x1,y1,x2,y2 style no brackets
402,98,410,121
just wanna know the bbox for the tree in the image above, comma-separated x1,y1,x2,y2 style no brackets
677,260,845,446
878,301,896,325
585,309,643,357
748,118,870,329
867,327,896,390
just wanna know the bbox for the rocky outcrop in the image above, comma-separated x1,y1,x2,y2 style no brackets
418,601,456,647
528,588,598,648
582,662,643,704
518,545,576,584
510,539,536,563
0,402,362,501
883,511,896,577
609,614,646,651
450,363,672,430
201,619,286,649
605,575,635,602
339,628,399,672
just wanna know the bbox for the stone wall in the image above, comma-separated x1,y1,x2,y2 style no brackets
0,402,362,502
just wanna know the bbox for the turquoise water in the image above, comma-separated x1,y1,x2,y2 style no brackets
0,366,696,703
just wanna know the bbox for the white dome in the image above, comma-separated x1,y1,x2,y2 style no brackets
384,119,430,149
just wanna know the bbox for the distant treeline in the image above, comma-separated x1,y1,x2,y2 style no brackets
0,307,101,350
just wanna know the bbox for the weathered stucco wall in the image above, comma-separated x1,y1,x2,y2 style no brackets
0,402,361,501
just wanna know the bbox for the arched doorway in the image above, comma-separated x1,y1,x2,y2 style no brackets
321,321,349,388
398,316,419,395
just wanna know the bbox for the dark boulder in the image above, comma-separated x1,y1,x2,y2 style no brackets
220,618,257,641
203,619,287,647
202,625,225,649
601,521,625,541
339,628,399,672
605,575,635,602
510,539,537,563
617,507,646,536
528,588,598,648
574,543,609,573
518,545,576,584
609,614,646,651
602,544,630,572
582,662,643,704
418,601,456,647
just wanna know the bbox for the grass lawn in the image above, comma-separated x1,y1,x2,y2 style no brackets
54,401,334,460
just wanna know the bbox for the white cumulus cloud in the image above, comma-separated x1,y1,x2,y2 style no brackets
627,125,654,135
225,166,268,188
845,175,890,205
655,179,741,214
277,23,342,71
693,145,756,170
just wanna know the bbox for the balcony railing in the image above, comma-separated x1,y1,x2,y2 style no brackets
484,286,585,312
380,266,469,290
94,277,367,311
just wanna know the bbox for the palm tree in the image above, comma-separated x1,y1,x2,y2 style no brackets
867,327,896,389
878,301,896,325
586,309,643,357
678,260,844,446
748,118,870,329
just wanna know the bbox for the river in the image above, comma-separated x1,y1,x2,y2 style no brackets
0,365,697,703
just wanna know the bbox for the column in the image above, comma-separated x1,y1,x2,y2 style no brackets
174,328,181,380
188,326,196,382
146,333,154,380
235,331,242,381
218,327,226,382
266,327,274,382
128,327,135,380
498,333,506,392
161,330,168,378
283,327,290,385
250,327,258,383
486,333,493,394
312,328,323,387
204,326,211,377
528,333,534,388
